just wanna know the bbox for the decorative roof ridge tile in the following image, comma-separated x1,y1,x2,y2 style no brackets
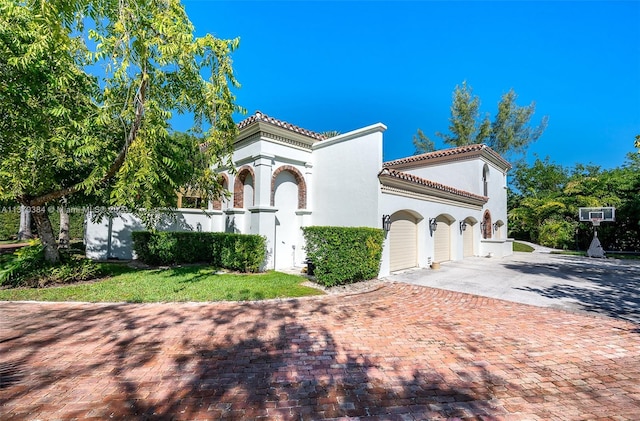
383,143,509,169
379,168,488,202
237,110,327,141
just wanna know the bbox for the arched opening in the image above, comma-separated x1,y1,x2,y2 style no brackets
271,165,306,209
462,216,477,257
213,173,230,211
433,214,453,263
482,210,492,239
271,166,307,270
482,164,490,197
233,166,255,208
389,210,423,272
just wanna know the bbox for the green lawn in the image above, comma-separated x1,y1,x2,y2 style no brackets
513,241,535,252
0,264,323,302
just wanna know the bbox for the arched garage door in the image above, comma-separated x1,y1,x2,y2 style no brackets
433,216,451,263
389,211,418,272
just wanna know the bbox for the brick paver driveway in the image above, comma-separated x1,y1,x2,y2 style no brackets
2,284,640,420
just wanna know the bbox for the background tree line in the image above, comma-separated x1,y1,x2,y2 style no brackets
508,153,640,251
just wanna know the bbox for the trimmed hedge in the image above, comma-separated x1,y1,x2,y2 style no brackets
302,226,385,286
0,208,85,241
132,231,266,272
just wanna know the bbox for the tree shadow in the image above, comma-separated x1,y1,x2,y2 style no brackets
505,255,640,324
2,287,639,419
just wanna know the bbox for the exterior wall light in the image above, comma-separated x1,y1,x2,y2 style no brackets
480,222,486,233
493,222,499,232
459,221,467,233
382,214,391,231
429,218,438,233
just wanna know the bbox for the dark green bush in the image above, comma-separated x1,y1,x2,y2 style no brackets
132,231,266,272
0,210,20,240
0,240,102,288
302,226,385,287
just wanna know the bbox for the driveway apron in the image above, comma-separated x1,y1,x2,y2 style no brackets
2,282,640,420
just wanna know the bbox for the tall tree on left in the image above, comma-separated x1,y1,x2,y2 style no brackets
0,0,242,263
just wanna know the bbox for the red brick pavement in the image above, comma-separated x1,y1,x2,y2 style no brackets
1,283,639,420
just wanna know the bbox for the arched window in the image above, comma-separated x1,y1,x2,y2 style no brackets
213,173,230,210
233,166,255,208
271,165,307,209
482,210,492,239
482,164,490,197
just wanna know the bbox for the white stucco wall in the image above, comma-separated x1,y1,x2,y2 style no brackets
85,210,219,260
404,159,485,196
311,123,386,228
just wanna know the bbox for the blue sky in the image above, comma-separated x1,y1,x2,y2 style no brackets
181,0,640,169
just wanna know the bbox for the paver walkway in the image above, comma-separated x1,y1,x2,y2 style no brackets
2,284,640,420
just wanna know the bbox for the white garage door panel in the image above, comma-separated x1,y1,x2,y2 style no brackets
390,214,417,272
434,221,450,263
463,224,474,257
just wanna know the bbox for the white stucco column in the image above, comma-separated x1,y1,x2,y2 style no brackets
304,162,313,212
252,153,275,207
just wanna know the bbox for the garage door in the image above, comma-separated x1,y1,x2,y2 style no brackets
433,218,450,263
389,211,417,272
463,222,474,257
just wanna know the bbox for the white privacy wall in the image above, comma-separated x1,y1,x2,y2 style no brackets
85,210,218,260
311,123,386,228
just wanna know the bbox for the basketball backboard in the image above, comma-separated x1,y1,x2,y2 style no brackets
579,207,615,226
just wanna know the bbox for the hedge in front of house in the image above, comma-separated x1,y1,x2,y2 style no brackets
131,231,266,272
302,226,385,287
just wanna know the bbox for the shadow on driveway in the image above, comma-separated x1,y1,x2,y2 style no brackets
506,254,640,324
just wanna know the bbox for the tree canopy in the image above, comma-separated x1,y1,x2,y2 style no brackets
414,81,548,160
0,0,242,262
508,153,640,251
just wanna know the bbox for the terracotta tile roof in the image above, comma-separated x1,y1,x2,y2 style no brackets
378,168,488,202
237,111,327,141
383,144,510,169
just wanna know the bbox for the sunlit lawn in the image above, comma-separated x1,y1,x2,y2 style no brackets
512,242,535,252
0,264,323,302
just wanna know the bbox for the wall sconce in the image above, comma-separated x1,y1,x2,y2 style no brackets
493,222,499,232
480,222,486,233
382,214,391,232
459,221,467,233
429,218,438,233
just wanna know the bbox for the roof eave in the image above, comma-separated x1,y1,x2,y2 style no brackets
378,172,488,206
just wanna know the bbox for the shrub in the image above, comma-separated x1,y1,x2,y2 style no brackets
538,218,577,250
0,240,102,288
0,210,20,240
302,226,385,287
132,231,266,272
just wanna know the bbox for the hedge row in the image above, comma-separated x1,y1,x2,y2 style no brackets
302,226,385,287
0,209,84,241
131,231,266,272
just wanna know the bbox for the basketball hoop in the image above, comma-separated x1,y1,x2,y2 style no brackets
590,218,602,227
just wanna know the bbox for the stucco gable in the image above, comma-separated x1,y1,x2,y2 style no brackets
378,168,488,206
383,144,511,171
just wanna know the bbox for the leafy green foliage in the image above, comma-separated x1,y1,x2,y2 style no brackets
0,240,102,288
132,231,266,272
512,242,534,252
509,153,640,251
302,226,385,287
0,0,242,262
412,128,435,154
415,81,547,160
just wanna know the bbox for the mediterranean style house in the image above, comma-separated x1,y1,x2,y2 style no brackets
85,111,513,277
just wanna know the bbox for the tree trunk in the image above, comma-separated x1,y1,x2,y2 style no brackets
31,208,60,263
58,200,70,249
18,205,33,240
